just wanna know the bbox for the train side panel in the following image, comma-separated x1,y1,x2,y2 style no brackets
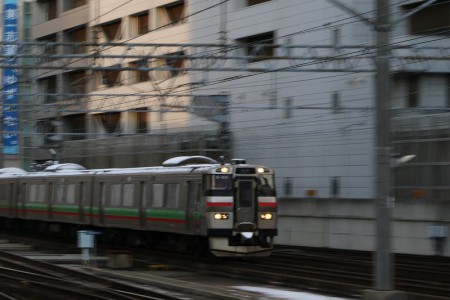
91,174,141,229
50,175,91,224
20,177,52,221
0,179,18,218
144,174,200,235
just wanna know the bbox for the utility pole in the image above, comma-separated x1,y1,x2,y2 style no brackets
374,0,393,292
327,1,403,298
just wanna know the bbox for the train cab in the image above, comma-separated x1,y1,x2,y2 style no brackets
205,159,277,257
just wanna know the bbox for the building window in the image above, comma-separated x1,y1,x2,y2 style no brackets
37,34,58,62
39,0,58,21
38,75,57,103
332,92,341,113
408,75,419,108
100,19,122,41
65,70,87,95
63,0,86,11
130,60,150,83
237,31,275,63
37,119,58,145
247,0,271,6
132,12,149,35
403,0,450,35
283,177,292,197
166,51,186,77
63,114,86,140
153,51,186,80
64,26,87,54
97,112,121,134
284,97,292,118
135,107,148,134
100,68,121,87
157,1,185,27
166,1,185,23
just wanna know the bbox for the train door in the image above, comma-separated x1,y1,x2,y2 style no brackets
0,182,13,218
186,181,201,234
92,181,106,226
7,182,14,218
139,181,148,229
234,178,257,227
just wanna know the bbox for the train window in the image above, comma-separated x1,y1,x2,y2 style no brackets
152,183,164,207
55,183,77,204
56,184,64,203
100,183,107,206
123,183,134,207
26,185,35,202
0,184,8,201
238,180,254,207
66,184,76,204
27,184,46,203
80,182,87,206
166,183,179,208
141,182,149,208
205,174,232,196
110,184,121,206
259,175,276,196
236,168,255,174
188,181,199,204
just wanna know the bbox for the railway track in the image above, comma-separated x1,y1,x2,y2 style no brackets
269,247,450,300
1,232,449,299
126,246,450,299
0,250,182,300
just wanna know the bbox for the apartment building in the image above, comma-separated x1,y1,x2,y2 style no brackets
28,0,223,168
22,0,450,204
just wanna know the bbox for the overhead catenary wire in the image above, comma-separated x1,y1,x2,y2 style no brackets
2,0,446,162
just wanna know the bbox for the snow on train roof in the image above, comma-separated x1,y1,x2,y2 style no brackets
4,156,221,178
162,156,218,166
44,163,86,172
0,167,27,175
0,157,270,178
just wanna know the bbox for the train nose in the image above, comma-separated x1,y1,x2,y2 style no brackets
236,222,256,232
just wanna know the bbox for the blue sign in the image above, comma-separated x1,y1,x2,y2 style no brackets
2,0,19,154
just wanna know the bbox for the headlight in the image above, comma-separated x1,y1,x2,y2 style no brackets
260,213,273,220
216,167,230,173
257,167,265,173
214,213,229,220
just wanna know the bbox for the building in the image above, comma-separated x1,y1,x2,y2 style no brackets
14,0,450,254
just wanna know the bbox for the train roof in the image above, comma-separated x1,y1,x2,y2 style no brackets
0,156,273,179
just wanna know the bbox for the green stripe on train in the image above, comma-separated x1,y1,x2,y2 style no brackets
52,205,79,213
146,210,186,220
24,203,48,210
103,207,139,217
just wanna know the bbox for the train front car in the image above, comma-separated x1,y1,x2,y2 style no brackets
205,159,277,257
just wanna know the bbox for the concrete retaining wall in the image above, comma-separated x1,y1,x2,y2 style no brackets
276,198,450,256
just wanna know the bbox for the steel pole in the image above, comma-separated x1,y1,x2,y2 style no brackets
375,0,392,291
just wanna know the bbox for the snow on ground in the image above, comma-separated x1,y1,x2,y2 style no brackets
234,286,351,300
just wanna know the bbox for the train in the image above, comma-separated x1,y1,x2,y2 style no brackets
0,156,278,257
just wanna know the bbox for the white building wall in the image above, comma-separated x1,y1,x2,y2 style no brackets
189,0,377,199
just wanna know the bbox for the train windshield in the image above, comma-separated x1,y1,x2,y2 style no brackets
204,174,233,196
259,175,276,196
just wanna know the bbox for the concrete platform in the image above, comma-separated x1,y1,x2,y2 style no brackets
0,243,34,251
21,253,107,265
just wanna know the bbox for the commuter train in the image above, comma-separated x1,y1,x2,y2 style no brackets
0,156,277,257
